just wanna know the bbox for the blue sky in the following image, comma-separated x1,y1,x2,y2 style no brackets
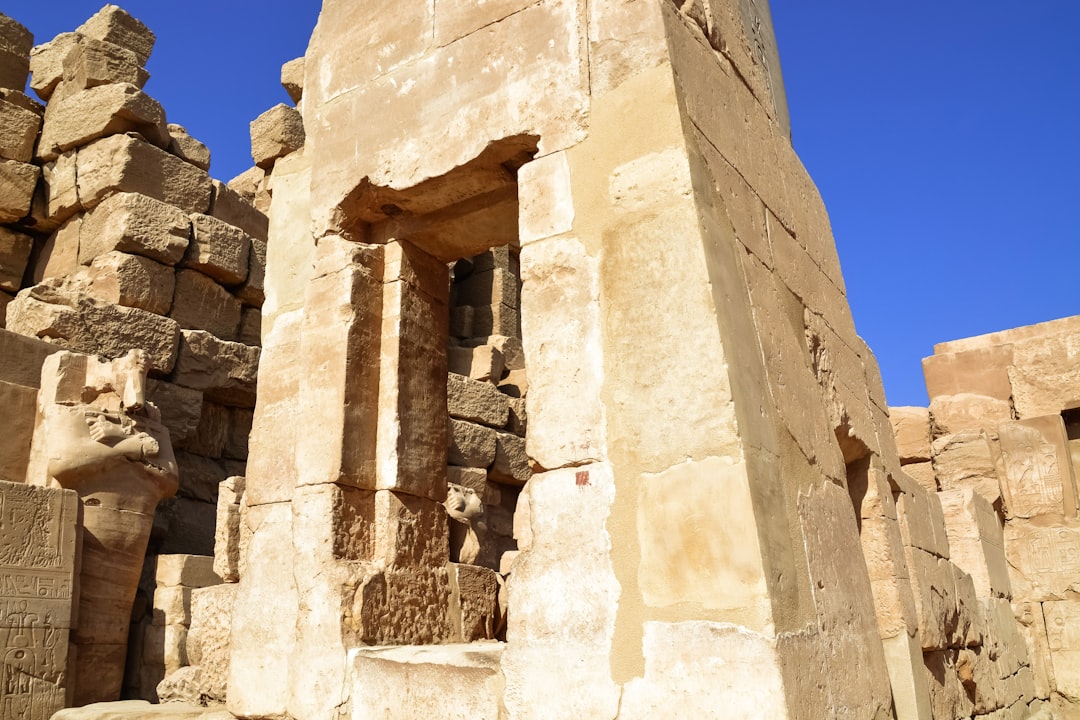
10,2,1078,408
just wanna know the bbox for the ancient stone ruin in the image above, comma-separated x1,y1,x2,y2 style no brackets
0,2,1077,719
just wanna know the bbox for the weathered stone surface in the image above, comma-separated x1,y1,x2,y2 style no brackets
996,415,1078,519
154,497,216,557
1014,601,1056,699
145,379,203,447
929,392,1011,436
32,150,79,230
490,431,531,486
891,406,932,463
80,192,192,266
280,57,304,104
902,461,938,493
83,251,175,315
167,124,211,172
76,5,155,66
0,480,78,720
448,343,504,384
57,36,148,97
447,372,509,428
897,488,950,559
0,13,33,58
448,418,497,469
446,563,500,642
1004,521,1080,602
182,583,234,702
1009,332,1080,419
52,700,229,719
213,476,245,583
171,329,259,407
170,269,243,341
234,237,265,308
7,281,181,372
346,644,504,720
0,380,38,483
250,103,304,169
238,307,260,346
0,97,41,162
33,216,81,284
37,83,167,162
184,214,251,285
938,488,1011,599
76,133,213,215
932,431,1001,506
0,14,31,91
155,554,220,589
0,157,38,222
1043,599,1080,699
209,178,268,241
0,225,31,292
174,451,227,503
906,545,958,650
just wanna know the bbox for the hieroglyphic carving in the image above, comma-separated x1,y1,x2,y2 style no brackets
997,416,1078,518
1006,522,1080,602
0,482,77,720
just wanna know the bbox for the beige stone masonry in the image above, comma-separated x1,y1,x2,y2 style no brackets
0,13,32,91
932,431,1001,506
0,157,38,222
37,83,167,162
171,329,259,408
0,226,32,291
892,406,932,463
996,415,1079,520
167,124,211,172
56,37,148,100
0,97,41,162
33,216,81,284
938,488,1011,599
184,214,252,286
280,57,304,104
250,103,304,169
83,250,175,315
76,133,213,216
930,393,1012,437
169,269,242,341
79,192,191,267
208,179,268,242
76,5,154,66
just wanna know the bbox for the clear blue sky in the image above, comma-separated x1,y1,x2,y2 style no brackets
10,2,1079,408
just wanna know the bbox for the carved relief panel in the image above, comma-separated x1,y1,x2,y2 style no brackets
996,415,1079,519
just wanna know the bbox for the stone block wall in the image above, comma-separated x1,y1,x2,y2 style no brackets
890,313,1080,718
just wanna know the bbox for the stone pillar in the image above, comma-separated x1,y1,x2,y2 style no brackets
0,481,78,720
26,349,178,705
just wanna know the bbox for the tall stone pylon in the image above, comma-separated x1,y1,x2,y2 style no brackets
229,2,909,718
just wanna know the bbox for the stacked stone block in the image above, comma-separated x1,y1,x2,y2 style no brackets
0,7,267,564
888,313,1080,717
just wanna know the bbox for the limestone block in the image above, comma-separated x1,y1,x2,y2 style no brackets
0,88,42,116
227,503,295,718
455,266,519,308
903,461,938,493
171,330,259,407
924,650,975,720
145,379,203,448
250,103,304,169
52,700,227,719
619,622,801,720
448,344,504,384
184,214,251,286
0,327,60,387
166,124,210,172
502,462,621,720
0,381,37,483
446,563,500,642
1004,520,1080,602
33,151,79,230
938,488,1011,599
76,133,213,215
38,83,167,162
170,270,243,341
151,586,191,627
1008,332,1080,419
76,5,155,66
208,179,268,242
28,33,74,101
238,307,260,346
32,216,82,284
950,564,982,648
1013,602,1055,698
155,555,221,589
996,415,1078,519
174,451,227,503
0,157,38,222
490,431,531,486
897,488,950,559
56,36,148,97
0,98,41,162
0,226,31,292
224,408,252,460
905,546,958,650
184,583,234,701
447,372,509,428
280,57,304,104
227,166,270,214
880,631,935,720
83,251,175,315
346,644,504,720
891,406,932,463
520,237,605,469
932,431,1001,506
922,345,1014,402
929,393,1012,436
0,15,31,91
213,476,244,583
0,480,78,720
142,622,187,679
79,192,192,267
7,281,181,372
234,238,265,308
0,290,10,326
448,418,497,468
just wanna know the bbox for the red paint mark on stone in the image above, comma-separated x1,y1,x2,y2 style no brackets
576,470,590,487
